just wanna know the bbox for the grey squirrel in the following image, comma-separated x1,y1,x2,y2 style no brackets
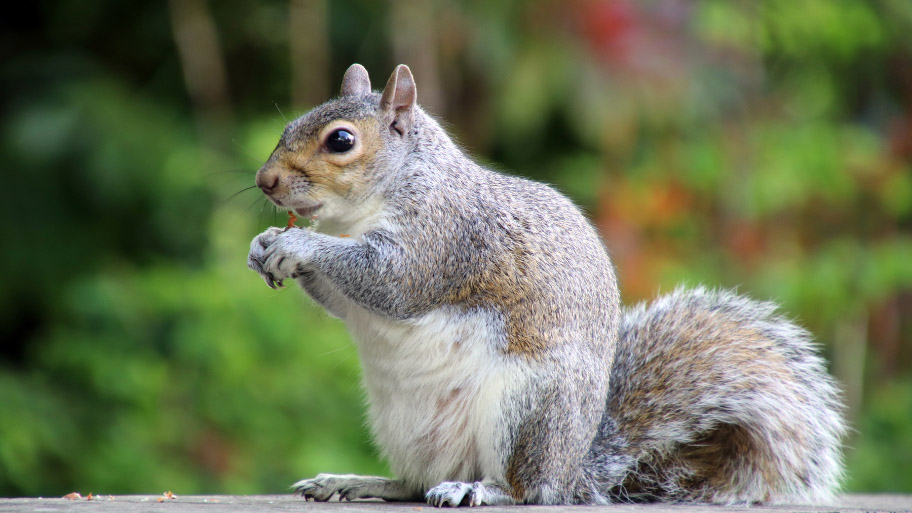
246,64,846,506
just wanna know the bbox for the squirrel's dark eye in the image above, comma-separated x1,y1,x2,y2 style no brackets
326,129,355,153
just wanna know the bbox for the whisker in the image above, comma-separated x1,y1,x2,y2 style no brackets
258,196,273,228
206,167,257,177
232,139,266,165
215,185,260,209
246,196,268,218
211,173,257,193
321,344,354,358
224,193,269,228
328,350,356,373
274,101,287,122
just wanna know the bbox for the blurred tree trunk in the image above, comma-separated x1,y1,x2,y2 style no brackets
168,0,231,150
290,0,329,109
389,0,444,115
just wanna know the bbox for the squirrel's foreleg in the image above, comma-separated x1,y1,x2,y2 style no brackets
293,474,422,502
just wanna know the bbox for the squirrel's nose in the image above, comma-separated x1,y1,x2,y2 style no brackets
256,172,279,195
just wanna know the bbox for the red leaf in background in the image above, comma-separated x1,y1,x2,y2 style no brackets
577,0,638,66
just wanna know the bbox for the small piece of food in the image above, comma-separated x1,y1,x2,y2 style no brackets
62,492,81,500
286,211,298,229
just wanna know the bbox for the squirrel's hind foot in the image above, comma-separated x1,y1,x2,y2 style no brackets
425,481,515,507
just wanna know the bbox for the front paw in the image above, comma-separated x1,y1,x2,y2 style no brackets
247,227,283,288
247,227,312,289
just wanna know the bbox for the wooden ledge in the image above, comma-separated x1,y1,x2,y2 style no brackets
0,494,908,513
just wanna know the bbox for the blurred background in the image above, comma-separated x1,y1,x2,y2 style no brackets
1,0,910,498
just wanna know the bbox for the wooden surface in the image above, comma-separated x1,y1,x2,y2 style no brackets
0,494,909,513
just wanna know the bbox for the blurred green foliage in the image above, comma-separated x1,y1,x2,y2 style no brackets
1,0,911,497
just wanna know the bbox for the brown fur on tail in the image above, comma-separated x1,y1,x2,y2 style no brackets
582,287,846,504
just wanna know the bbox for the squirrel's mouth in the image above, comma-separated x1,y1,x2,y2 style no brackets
293,203,323,219
265,192,322,220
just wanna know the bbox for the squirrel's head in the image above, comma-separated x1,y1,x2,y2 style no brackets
255,64,419,230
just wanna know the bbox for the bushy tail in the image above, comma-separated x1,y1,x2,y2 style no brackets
582,287,846,504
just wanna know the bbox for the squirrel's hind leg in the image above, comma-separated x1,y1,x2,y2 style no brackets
293,474,421,502
425,481,516,507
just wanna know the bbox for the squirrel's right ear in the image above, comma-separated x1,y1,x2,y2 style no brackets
380,64,417,136
340,64,371,97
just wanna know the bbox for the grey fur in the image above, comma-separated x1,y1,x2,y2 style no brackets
247,64,846,506
581,287,846,504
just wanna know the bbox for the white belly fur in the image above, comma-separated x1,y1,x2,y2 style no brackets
343,305,529,489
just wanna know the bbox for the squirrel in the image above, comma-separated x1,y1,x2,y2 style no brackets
246,64,846,506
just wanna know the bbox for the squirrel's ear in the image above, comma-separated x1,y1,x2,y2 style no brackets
380,64,416,135
340,64,371,97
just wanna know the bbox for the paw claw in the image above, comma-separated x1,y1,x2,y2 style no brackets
248,227,312,289
426,482,473,507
